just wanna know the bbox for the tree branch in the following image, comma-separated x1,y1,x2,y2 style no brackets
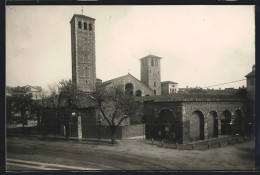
99,108,112,126
116,116,128,127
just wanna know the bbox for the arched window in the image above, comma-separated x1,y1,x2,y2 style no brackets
84,22,87,30
78,21,82,29
135,90,142,97
125,83,133,96
155,60,158,66
89,23,92,31
151,59,154,66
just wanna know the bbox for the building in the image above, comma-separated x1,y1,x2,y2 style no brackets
41,13,253,143
70,14,96,92
25,85,43,100
6,85,43,100
141,94,252,144
161,81,179,95
245,64,255,101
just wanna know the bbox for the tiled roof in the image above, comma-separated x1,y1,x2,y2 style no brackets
134,93,246,102
139,54,162,60
245,70,255,77
70,14,96,23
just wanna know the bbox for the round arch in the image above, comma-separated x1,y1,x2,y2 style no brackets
207,111,218,138
221,110,232,135
156,109,178,142
135,90,142,97
125,83,133,96
190,110,204,141
234,109,243,135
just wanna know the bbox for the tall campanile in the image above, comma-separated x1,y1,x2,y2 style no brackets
140,55,162,95
70,14,96,92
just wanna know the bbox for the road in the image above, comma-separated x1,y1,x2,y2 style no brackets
6,135,255,171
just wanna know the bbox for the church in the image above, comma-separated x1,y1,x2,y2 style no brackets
70,14,178,99
41,14,253,144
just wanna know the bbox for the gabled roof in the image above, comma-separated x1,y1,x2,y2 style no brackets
100,73,153,91
139,54,162,60
25,85,42,92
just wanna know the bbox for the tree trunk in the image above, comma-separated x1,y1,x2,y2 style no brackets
111,125,117,144
65,122,70,141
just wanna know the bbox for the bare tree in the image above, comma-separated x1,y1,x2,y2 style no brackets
89,84,138,144
47,82,59,97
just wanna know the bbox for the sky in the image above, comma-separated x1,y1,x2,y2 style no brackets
6,5,255,90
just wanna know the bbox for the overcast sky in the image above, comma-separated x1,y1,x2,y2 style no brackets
6,5,255,90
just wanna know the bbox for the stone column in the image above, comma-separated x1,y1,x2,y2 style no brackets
181,104,189,144
77,115,82,143
218,119,221,135
204,115,208,140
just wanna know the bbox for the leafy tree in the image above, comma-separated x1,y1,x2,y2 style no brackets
6,96,16,127
90,84,138,144
9,86,33,128
56,79,78,140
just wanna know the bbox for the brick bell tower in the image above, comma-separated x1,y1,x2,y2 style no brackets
140,55,162,95
70,14,96,92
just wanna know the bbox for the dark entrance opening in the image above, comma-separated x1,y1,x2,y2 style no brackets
157,109,177,142
221,110,232,135
234,109,243,135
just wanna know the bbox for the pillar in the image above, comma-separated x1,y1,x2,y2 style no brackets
218,119,221,135
77,115,82,142
204,115,208,140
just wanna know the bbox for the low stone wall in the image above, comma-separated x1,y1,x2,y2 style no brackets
144,136,253,150
122,124,145,139
68,122,145,140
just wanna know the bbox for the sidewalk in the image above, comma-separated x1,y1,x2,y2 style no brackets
7,132,119,146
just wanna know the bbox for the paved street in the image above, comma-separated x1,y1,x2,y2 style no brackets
6,135,255,171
